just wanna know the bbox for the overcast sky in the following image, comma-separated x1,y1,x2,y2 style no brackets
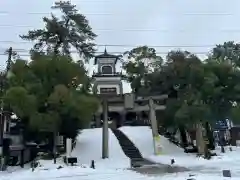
1,0,240,92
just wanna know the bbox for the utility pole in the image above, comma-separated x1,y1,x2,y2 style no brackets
6,47,12,72
102,99,109,159
0,47,12,170
0,95,4,170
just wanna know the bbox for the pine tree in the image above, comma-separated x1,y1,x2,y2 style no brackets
20,1,96,62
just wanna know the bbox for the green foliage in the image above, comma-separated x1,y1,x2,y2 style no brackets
4,86,37,117
29,111,60,132
210,41,240,66
20,1,96,62
5,54,99,141
123,43,240,127
3,0,100,148
123,46,163,93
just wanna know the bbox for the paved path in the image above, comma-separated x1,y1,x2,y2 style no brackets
131,161,189,176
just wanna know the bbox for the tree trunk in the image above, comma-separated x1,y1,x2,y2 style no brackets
20,149,24,168
20,129,25,168
53,131,57,164
195,123,206,155
205,122,215,150
179,125,188,148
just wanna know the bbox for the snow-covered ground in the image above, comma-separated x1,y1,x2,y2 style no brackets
1,126,240,180
71,128,129,169
119,126,240,177
0,160,151,180
119,126,184,156
1,159,239,180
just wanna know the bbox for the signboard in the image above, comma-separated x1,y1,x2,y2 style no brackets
236,140,240,146
100,88,117,95
214,120,228,130
124,93,134,109
204,138,209,144
154,136,162,155
222,170,231,177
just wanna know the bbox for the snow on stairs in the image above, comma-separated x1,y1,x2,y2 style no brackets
111,129,154,168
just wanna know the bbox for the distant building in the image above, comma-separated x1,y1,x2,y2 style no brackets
92,49,167,129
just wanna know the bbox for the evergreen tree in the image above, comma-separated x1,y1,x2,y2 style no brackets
4,54,99,160
20,1,96,62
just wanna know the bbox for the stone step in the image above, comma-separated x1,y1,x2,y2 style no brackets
111,129,143,161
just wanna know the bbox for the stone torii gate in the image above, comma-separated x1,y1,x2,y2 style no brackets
96,93,168,158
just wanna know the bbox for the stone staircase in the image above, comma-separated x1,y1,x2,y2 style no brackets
111,129,154,167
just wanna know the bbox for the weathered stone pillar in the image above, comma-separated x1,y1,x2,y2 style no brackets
149,98,159,155
196,123,205,155
102,99,109,159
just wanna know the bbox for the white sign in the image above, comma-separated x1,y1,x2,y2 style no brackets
154,136,162,155
236,140,240,146
66,138,72,157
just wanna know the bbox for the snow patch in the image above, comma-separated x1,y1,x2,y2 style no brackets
119,126,240,177
119,126,184,156
71,128,129,169
1,163,151,180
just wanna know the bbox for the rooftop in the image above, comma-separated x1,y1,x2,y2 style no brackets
94,48,122,64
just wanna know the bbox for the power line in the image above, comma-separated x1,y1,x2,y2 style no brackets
1,24,240,34
0,42,217,57
0,11,233,16
0,46,215,54
0,50,210,54
0,42,216,49
0,51,210,57
0,43,216,59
